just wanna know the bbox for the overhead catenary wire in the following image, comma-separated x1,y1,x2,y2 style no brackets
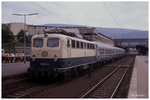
109,3,125,38
103,3,125,38
109,4,124,29
30,2,77,25
103,3,120,27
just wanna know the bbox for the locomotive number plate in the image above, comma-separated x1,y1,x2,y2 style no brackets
40,63,49,66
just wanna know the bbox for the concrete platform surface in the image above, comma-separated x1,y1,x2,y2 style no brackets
128,56,148,98
2,62,30,78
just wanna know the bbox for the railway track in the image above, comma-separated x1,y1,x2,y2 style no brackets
2,73,75,98
2,78,60,98
2,55,134,98
2,77,36,98
81,56,134,98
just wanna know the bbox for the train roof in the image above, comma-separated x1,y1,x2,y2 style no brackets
32,33,95,44
95,41,124,51
32,34,124,51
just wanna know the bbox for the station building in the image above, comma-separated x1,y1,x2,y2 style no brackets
27,24,114,46
4,22,148,55
4,22,114,46
3,23,115,54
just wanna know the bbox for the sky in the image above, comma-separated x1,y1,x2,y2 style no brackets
2,2,148,30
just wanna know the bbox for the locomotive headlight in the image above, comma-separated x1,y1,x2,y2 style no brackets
54,54,58,62
32,55,36,61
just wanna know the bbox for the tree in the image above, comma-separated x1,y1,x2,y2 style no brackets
26,34,32,43
17,29,24,42
2,24,15,43
17,29,32,44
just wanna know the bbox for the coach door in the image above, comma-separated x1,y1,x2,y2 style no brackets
67,39,71,65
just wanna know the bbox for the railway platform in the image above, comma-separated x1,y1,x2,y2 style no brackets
128,56,148,98
2,62,29,80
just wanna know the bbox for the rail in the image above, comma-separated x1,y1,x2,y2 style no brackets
110,65,129,98
81,57,134,98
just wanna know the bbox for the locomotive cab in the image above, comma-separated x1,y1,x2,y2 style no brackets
31,36,61,60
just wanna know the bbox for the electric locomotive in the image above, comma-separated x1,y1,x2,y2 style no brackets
27,32,96,78
27,31,125,79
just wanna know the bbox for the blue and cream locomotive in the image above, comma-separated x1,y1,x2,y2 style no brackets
27,31,125,79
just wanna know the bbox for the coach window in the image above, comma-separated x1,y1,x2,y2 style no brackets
112,50,114,54
92,44,94,49
88,43,90,49
72,40,75,48
89,44,91,49
79,42,81,48
100,49,104,54
84,42,86,49
90,43,92,49
77,41,80,48
90,44,93,49
93,44,95,49
47,38,59,47
87,43,90,49
67,39,71,47
81,42,83,49
106,50,109,54
33,38,43,47
109,50,111,54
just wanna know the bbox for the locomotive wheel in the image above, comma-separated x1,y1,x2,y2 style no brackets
96,62,101,68
57,73,65,81
74,68,78,77
58,70,73,81
65,70,72,80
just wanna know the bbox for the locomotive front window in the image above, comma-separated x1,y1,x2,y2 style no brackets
47,38,59,47
33,38,43,47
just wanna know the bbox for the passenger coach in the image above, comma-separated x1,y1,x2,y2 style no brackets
96,42,125,63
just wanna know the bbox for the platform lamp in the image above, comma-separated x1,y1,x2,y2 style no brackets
12,13,38,64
